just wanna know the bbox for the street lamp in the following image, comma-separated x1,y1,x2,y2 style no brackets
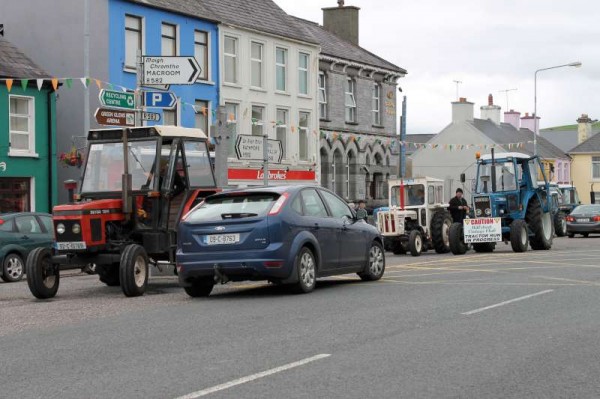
533,61,582,156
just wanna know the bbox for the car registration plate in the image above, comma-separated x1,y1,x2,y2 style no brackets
578,218,590,223
205,234,240,245
55,241,87,250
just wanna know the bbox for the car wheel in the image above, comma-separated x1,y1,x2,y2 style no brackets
582,233,590,238
358,241,386,281
2,253,25,282
290,247,316,294
26,247,60,299
567,232,575,238
119,244,149,297
184,278,214,297
408,230,423,257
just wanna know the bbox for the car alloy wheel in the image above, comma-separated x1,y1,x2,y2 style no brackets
369,245,384,276
299,251,315,289
3,254,24,282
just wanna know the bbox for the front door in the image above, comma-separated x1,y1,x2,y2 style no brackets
14,215,50,254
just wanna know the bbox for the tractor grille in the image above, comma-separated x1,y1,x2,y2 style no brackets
377,211,405,236
54,219,83,242
473,196,492,217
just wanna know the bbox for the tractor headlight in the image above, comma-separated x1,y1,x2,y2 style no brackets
56,223,65,235
499,209,505,215
485,208,491,216
475,209,482,216
72,223,81,234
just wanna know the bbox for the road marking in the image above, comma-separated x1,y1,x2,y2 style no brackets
461,289,554,315
173,354,331,399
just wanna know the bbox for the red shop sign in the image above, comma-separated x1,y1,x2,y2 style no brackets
228,168,316,181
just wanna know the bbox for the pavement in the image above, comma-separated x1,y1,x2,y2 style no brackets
1,236,600,398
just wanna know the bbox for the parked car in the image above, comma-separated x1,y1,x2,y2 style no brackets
0,212,54,282
176,185,385,297
566,204,600,238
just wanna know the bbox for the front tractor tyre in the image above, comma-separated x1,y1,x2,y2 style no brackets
26,247,60,299
119,244,149,297
431,211,452,254
526,199,553,250
510,219,529,252
408,230,423,257
554,212,567,237
449,222,468,255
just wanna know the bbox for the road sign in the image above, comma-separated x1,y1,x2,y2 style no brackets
235,135,283,164
144,91,176,108
94,108,135,127
142,112,161,122
142,56,202,85
99,89,135,110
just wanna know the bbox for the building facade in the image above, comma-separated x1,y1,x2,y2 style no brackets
0,38,58,213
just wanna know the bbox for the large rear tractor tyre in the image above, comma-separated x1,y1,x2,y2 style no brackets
358,241,386,281
527,198,553,250
472,242,496,253
184,278,214,297
119,244,149,297
449,222,468,255
510,219,529,252
431,211,452,254
290,247,317,294
26,247,60,299
97,264,120,287
554,212,567,237
407,230,423,257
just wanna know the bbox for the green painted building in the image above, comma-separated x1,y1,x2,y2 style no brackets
0,38,58,213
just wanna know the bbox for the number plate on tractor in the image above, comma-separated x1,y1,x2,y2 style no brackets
55,242,87,250
204,234,240,245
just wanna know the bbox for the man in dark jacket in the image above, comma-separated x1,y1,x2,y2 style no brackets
448,188,469,223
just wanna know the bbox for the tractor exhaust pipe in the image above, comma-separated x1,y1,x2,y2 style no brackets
491,148,497,193
122,128,132,219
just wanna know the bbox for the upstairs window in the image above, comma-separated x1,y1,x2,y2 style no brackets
161,23,177,56
194,30,209,80
224,36,238,84
345,78,357,123
372,83,381,125
250,41,263,88
318,72,327,119
298,52,309,95
125,15,142,69
593,157,600,179
9,96,34,154
275,47,287,92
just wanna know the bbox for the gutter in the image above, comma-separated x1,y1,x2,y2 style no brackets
46,88,55,211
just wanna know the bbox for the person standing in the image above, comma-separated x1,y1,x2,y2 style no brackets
355,200,368,221
448,188,469,223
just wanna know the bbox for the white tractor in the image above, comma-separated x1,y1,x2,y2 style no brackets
376,177,453,256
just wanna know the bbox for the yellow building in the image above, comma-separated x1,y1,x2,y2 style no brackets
569,133,600,204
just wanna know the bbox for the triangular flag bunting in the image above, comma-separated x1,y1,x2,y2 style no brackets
37,79,44,91
65,78,72,88
95,79,102,89
20,79,29,90
80,78,88,88
5,79,13,92
51,78,59,90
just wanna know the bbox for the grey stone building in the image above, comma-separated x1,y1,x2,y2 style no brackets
294,2,406,207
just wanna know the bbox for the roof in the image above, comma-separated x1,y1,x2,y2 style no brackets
292,16,406,74
539,130,582,153
568,132,600,154
125,0,219,21
0,38,49,78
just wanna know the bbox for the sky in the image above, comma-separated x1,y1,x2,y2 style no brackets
276,0,600,134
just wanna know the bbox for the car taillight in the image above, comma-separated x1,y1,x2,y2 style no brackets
566,216,575,222
593,216,600,222
268,192,289,216
0,219,4,225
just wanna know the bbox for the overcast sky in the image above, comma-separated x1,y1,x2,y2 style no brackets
276,0,599,134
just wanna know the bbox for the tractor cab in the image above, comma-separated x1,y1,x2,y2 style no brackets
557,184,580,214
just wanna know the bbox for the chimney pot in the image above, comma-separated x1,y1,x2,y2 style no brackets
488,94,493,106
459,97,467,103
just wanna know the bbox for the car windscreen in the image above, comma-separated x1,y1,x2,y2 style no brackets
186,193,280,222
572,205,600,215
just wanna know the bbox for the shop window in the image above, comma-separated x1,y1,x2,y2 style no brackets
0,178,30,212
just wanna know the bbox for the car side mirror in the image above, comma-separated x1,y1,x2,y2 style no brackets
460,173,466,183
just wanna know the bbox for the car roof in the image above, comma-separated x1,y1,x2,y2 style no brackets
0,212,51,218
215,184,321,196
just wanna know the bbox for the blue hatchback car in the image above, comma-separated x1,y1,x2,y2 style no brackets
176,185,385,297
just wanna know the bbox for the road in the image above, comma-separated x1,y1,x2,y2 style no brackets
2,236,600,398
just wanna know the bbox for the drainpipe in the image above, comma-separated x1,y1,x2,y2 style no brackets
47,88,55,211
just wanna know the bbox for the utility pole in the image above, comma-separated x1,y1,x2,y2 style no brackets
453,80,462,100
83,0,90,134
213,105,229,187
400,95,407,178
499,88,518,110
135,49,143,127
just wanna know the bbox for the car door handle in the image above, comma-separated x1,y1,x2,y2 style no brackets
311,223,320,230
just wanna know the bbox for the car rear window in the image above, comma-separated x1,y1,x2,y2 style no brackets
572,205,600,214
186,192,280,222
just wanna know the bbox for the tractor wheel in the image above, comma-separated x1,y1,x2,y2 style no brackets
449,222,468,255
526,198,553,250
407,230,423,257
473,242,496,253
554,212,567,237
431,211,453,254
567,232,575,238
510,219,529,252
97,264,120,287
26,247,60,299
391,240,406,255
119,244,149,297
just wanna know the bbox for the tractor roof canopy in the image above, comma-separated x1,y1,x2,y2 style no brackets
479,152,531,163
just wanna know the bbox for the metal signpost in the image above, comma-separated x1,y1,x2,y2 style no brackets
142,56,202,86
99,89,135,110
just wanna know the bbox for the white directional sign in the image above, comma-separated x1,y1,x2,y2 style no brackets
142,112,161,122
142,56,202,85
235,136,283,164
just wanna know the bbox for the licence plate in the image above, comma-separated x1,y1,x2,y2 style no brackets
578,218,590,223
204,234,240,245
55,241,87,250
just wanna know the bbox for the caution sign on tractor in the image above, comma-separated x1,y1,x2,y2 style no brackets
463,218,502,243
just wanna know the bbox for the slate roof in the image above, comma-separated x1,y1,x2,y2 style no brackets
126,0,219,22
568,133,600,153
540,129,600,153
0,38,49,78
470,119,568,160
292,16,406,74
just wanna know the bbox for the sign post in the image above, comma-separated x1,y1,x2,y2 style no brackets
263,134,269,186
142,56,202,85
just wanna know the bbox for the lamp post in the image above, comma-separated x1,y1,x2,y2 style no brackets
533,61,582,156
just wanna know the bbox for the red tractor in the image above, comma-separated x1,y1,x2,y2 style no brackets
26,126,218,298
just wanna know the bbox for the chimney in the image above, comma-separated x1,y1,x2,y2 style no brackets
452,97,474,123
504,109,521,129
480,94,501,124
323,1,360,45
577,113,593,144
521,112,540,134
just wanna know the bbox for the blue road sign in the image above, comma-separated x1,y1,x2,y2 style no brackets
144,91,177,109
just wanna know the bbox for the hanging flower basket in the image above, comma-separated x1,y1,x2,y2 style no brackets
59,146,84,168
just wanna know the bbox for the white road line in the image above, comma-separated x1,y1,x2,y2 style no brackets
461,289,554,315
173,354,331,399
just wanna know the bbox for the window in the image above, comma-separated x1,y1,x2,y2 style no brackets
194,100,209,135
225,103,238,157
251,106,264,136
194,30,209,80
318,72,327,119
163,104,177,126
300,189,328,218
161,23,177,56
0,178,30,212
16,215,42,234
298,112,310,161
184,141,215,187
9,96,34,154
187,193,280,222
39,215,53,233
345,78,356,122
276,109,288,160
224,36,238,84
250,41,263,88
125,15,142,69
320,190,353,219
593,157,600,179
298,52,309,95
275,47,287,91
372,83,381,125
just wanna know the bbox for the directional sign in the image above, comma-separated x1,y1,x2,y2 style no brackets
142,56,202,85
142,112,161,122
94,108,135,127
99,89,135,110
144,91,176,108
235,135,283,164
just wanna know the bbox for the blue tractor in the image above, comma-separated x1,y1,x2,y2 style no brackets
449,150,554,254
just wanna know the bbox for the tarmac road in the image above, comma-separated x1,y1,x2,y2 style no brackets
1,236,600,398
